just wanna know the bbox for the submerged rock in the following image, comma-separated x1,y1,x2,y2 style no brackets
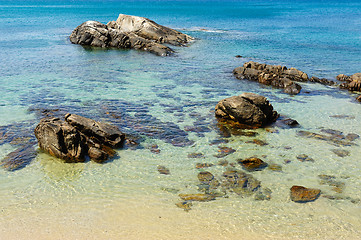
331,149,350,157
157,165,170,175
297,130,356,147
238,157,268,171
222,170,261,196
175,201,192,211
179,193,215,202
70,14,194,56
195,163,214,169
215,93,278,127
296,154,315,162
0,143,37,171
290,185,321,203
198,171,215,184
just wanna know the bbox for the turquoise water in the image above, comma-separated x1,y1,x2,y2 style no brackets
1,1,361,239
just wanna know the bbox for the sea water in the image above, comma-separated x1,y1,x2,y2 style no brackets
0,0,361,239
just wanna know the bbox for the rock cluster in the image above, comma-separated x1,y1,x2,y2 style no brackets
34,114,125,163
337,73,361,91
215,92,279,127
70,14,194,56
233,61,306,94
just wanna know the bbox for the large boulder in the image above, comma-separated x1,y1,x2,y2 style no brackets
34,117,87,162
108,14,194,46
34,114,125,163
215,93,279,127
70,14,194,56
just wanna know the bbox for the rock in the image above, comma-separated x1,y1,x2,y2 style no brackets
338,72,361,91
188,152,204,158
179,194,215,202
197,171,214,184
280,118,299,127
70,14,194,56
336,74,351,82
0,143,36,171
35,114,125,163
148,144,160,154
215,93,278,127
296,154,314,162
309,76,336,85
345,133,359,141
157,165,170,175
268,163,282,172
175,201,192,211
110,14,193,46
34,117,87,162
238,157,268,171
246,139,268,146
222,170,261,196
195,163,214,169
290,185,321,203
297,130,355,147
233,62,304,94
218,159,229,166
254,187,272,201
65,113,125,148
213,146,236,158
331,149,350,157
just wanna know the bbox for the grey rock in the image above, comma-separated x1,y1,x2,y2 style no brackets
70,14,194,56
215,93,278,127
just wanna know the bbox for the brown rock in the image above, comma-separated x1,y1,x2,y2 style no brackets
179,194,215,202
238,157,268,171
34,117,87,162
290,185,321,203
198,171,214,184
195,163,214,169
157,165,170,175
215,93,278,127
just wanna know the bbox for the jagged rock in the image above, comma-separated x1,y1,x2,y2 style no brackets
309,76,336,85
233,62,305,94
108,14,193,46
34,114,125,163
339,73,361,91
70,14,194,56
34,117,87,162
215,93,278,127
65,113,125,148
290,185,321,203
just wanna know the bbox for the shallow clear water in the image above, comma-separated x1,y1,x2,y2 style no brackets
0,0,361,239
